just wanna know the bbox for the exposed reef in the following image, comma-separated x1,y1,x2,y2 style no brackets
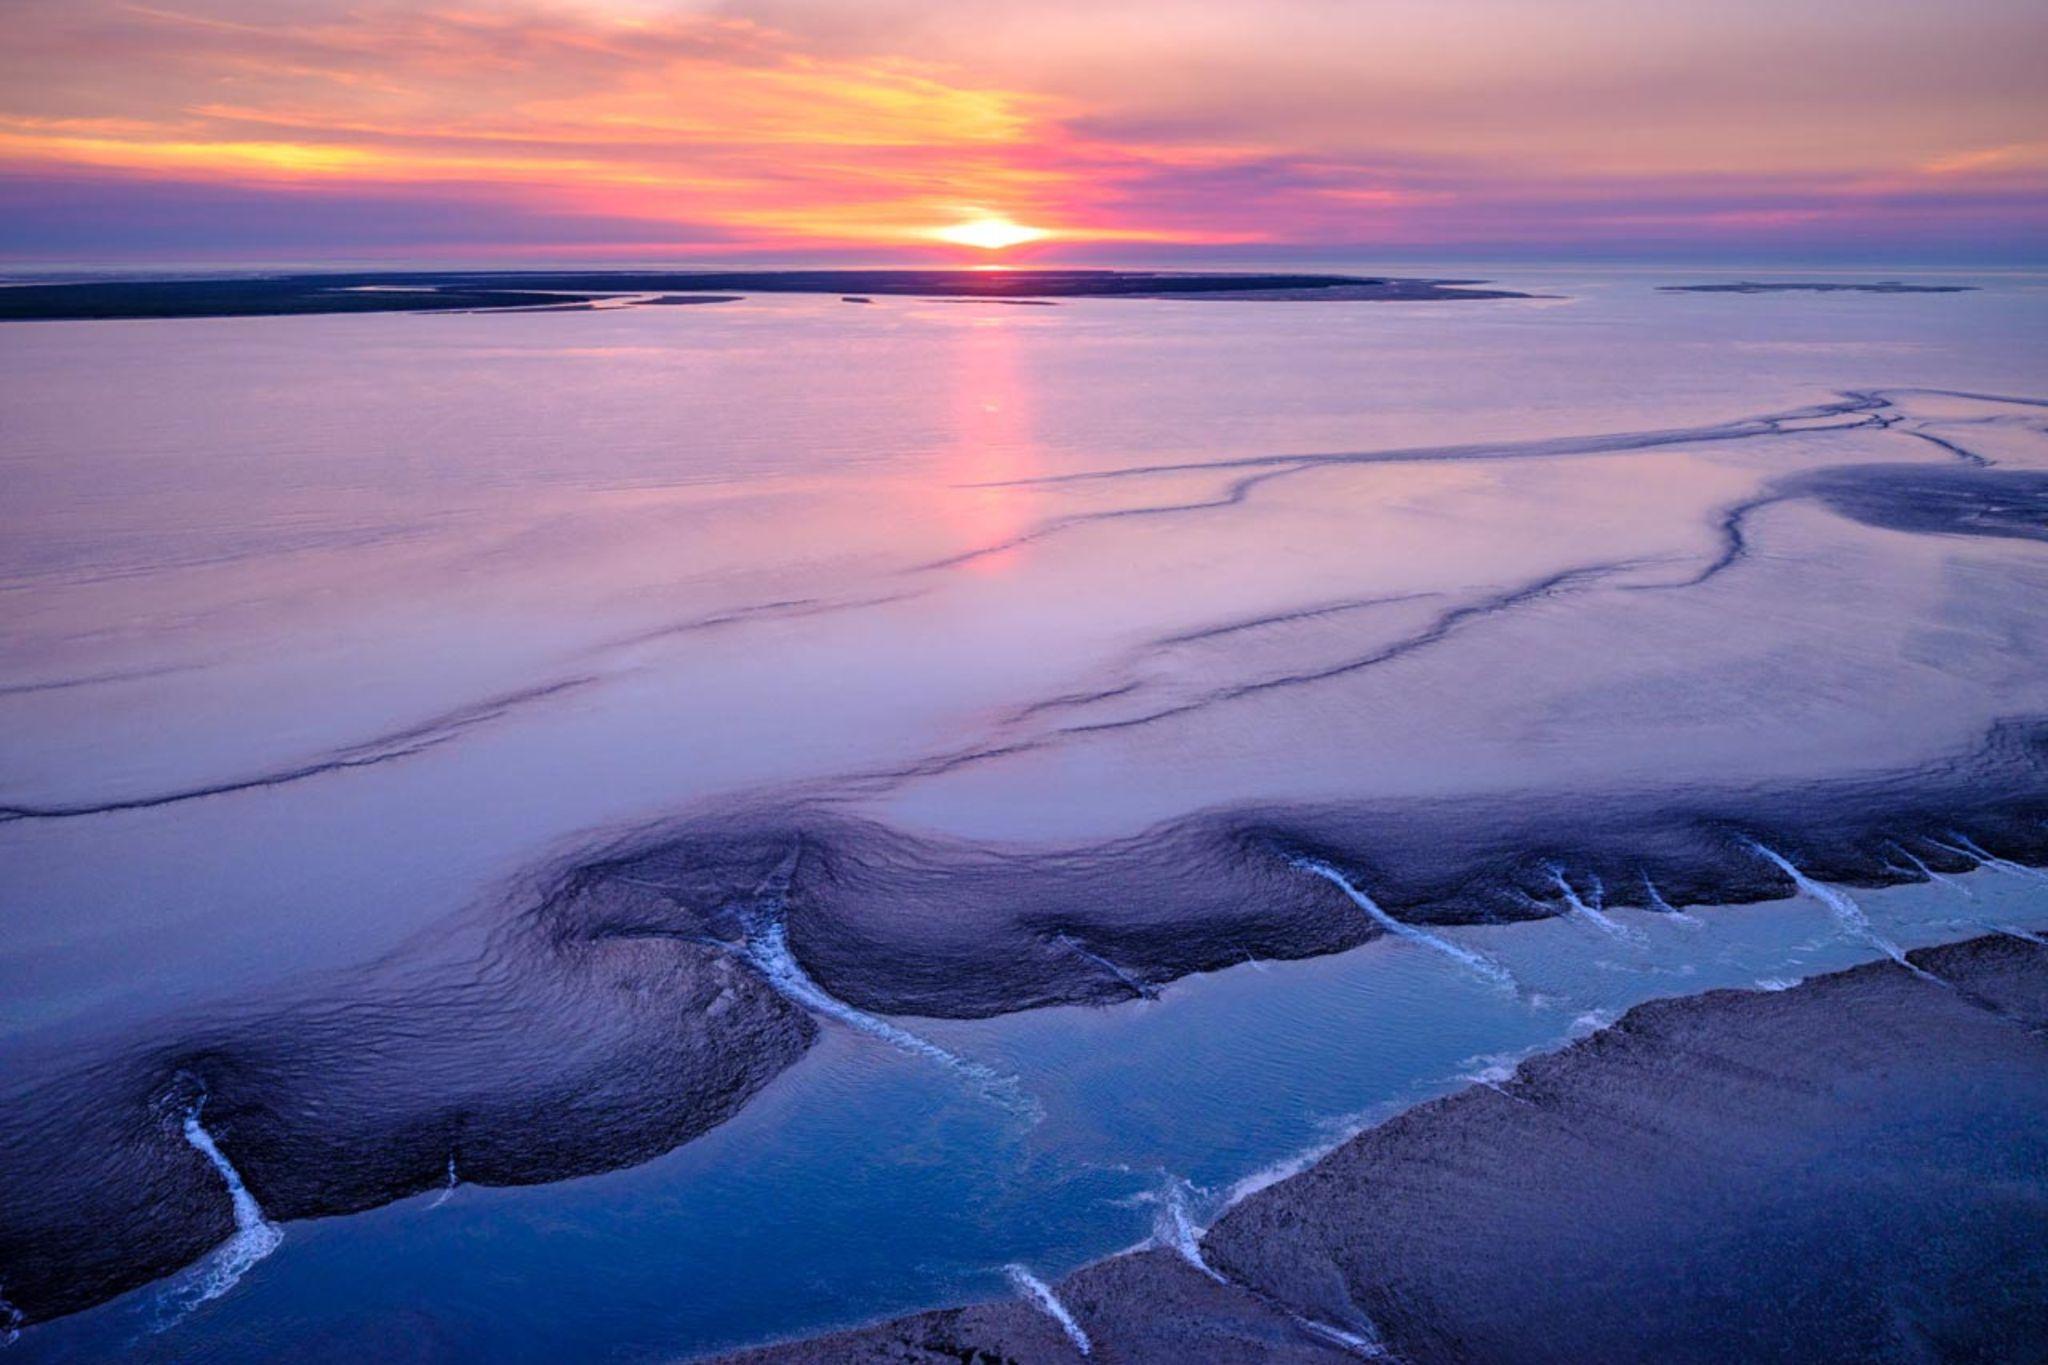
1777,463,2048,542
0,271,1527,322
6,718,2048,1332
723,934,2048,1363
0,930,814,1325
1660,281,1977,294
540,717,2048,1021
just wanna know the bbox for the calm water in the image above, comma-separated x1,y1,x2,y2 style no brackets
15,873,2047,1362
4,264,2046,1358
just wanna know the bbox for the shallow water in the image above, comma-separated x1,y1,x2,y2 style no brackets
14,869,2046,1361
5,267,2045,1025
3,263,2046,1357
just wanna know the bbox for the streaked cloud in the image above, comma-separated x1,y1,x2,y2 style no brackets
1,0,2042,259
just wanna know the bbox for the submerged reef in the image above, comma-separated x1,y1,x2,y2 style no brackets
724,934,2048,1363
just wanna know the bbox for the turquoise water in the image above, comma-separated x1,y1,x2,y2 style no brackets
18,866,2044,1361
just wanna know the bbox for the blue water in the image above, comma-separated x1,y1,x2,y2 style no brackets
16,866,2043,1362
5,268,2046,1358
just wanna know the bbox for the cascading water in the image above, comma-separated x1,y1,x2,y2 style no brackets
735,864,1039,1119
1940,832,2048,885
1147,1173,1225,1282
1295,1315,1391,1359
154,1087,284,1327
1546,867,1641,943
1888,842,2047,943
1916,836,2048,942
1003,1263,1092,1356
1745,842,1940,983
0,1284,23,1346
1294,857,1517,992
428,1153,459,1208
1054,933,1157,1000
1639,874,1701,925
1887,842,1972,896
1140,1171,1388,1356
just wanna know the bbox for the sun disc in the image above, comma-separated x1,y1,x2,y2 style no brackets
931,216,1049,250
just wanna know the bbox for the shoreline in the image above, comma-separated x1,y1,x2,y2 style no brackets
720,932,2048,1363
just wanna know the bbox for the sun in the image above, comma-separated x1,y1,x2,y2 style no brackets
930,215,1050,250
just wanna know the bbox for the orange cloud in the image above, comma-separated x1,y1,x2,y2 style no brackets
1920,143,2048,177
2,0,2042,259
1,1,1188,249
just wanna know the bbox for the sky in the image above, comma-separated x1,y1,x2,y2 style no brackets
2,0,2044,263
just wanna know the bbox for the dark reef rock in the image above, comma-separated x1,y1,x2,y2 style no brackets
1778,464,2048,543
727,935,2048,1363
0,933,813,1325
1204,934,2048,1364
724,1249,1360,1363
545,715,2048,1020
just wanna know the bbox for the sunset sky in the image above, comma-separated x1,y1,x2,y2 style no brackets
3,0,2044,262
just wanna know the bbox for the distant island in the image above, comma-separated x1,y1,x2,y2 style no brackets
0,270,1527,322
1661,280,1976,294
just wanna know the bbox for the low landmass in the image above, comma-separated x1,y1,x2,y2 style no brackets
724,933,2048,1363
1661,280,1976,294
0,270,1527,322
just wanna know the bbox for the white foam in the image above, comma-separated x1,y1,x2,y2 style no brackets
154,1096,283,1328
1457,1050,1539,1106
1148,1174,1226,1282
744,917,1040,1119
1547,867,1643,944
1296,858,1518,991
1462,1053,1521,1086
1942,832,2048,885
1639,873,1702,925
1295,1314,1391,1358
1886,842,1973,897
1054,933,1156,1000
427,1152,458,1209
0,1282,23,1346
1221,1103,1400,1210
1746,842,1939,983
1004,1263,1092,1356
